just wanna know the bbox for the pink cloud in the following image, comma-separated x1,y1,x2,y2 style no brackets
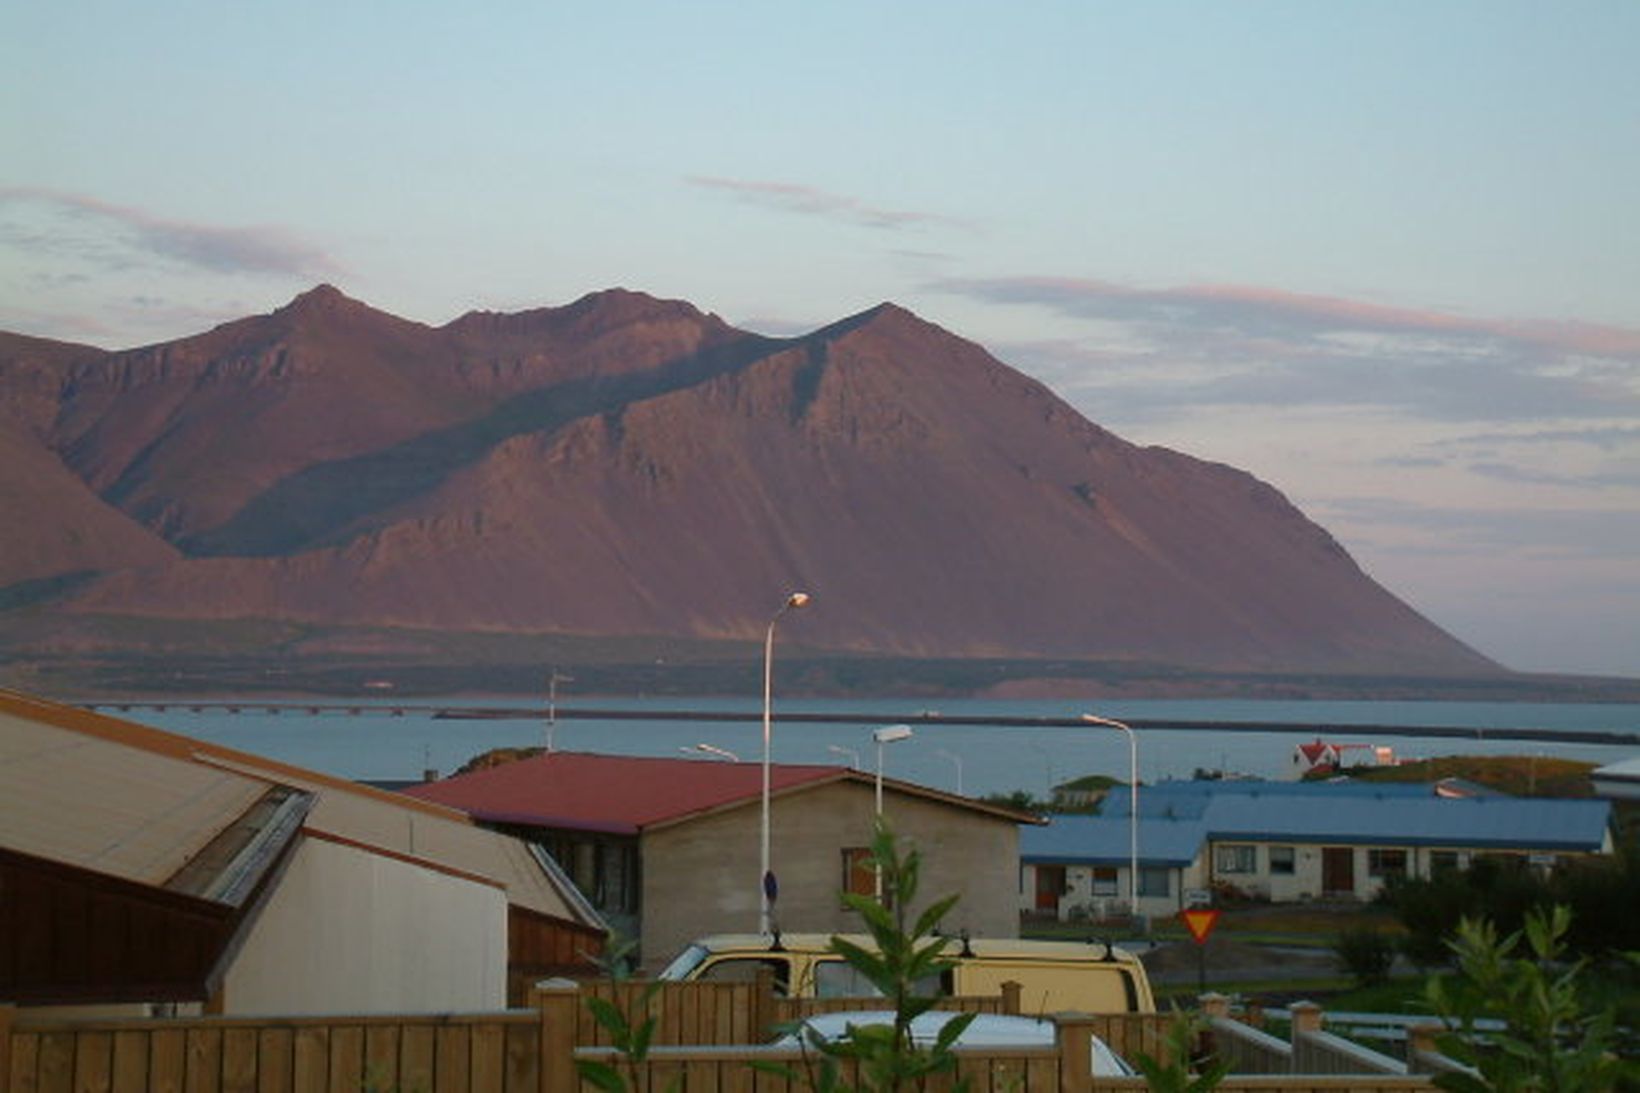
686,175,972,231
931,275,1640,360
0,186,339,278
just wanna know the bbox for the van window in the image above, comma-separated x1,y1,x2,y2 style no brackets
697,957,791,995
813,960,879,998
813,958,944,999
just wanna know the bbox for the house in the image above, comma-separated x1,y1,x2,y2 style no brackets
1591,756,1640,800
404,751,1037,968
0,688,604,1017
1020,779,1613,920
1290,738,1399,778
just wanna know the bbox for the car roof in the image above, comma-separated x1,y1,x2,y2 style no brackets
684,933,1145,967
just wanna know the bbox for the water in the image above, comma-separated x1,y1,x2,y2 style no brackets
109,695,1638,798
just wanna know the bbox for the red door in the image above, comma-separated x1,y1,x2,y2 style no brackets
1322,847,1355,896
1035,865,1066,912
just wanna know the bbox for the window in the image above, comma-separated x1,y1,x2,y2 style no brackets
699,957,791,995
1092,866,1119,896
1429,851,1460,874
1368,848,1408,878
842,847,875,897
1269,846,1296,875
1138,867,1169,898
1215,845,1256,874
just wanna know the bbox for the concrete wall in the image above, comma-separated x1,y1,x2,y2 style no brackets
640,781,1019,968
222,835,508,1014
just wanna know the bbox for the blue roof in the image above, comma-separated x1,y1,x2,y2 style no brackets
1021,813,1206,867
1201,794,1610,852
1022,783,1611,866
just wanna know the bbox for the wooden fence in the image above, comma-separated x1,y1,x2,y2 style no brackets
3,980,1453,1093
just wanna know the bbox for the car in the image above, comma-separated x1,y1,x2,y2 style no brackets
774,1010,1135,1076
657,932,1157,1014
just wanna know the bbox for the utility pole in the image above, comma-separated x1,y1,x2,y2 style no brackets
545,669,574,752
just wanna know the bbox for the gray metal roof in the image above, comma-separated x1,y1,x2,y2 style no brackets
0,708,276,890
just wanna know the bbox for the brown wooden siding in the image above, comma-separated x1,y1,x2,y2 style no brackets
0,849,234,1005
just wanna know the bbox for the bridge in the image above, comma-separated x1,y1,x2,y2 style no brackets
77,700,1640,747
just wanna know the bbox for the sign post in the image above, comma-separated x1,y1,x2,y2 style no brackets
1179,908,1221,994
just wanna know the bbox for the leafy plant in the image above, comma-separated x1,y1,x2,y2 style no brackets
1333,925,1396,987
575,933,679,1093
1130,1005,1229,1092
765,817,975,1093
1425,904,1638,1092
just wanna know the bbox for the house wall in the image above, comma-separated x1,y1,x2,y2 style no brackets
640,782,1019,968
1018,862,1205,923
221,835,508,1014
1204,840,1591,902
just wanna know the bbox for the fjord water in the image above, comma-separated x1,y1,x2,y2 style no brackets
117,696,1637,797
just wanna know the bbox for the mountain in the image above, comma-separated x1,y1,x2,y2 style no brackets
0,286,1499,680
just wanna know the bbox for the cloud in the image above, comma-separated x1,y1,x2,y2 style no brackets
1313,496,1640,561
686,176,973,232
932,275,1640,358
0,186,338,277
943,276,1640,426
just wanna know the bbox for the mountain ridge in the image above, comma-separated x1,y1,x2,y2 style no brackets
0,286,1501,679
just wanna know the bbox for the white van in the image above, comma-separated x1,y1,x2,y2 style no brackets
657,933,1155,1015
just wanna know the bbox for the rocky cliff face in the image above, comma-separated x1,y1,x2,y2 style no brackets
0,286,1497,675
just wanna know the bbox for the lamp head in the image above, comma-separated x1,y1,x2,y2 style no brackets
786,591,812,610
873,724,914,744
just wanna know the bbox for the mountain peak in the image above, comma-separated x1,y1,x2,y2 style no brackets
277,283,373,320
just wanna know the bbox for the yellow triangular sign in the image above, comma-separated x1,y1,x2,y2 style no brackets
1180,908,1221,944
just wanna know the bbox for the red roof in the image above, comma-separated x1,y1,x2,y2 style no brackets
403,752,851,834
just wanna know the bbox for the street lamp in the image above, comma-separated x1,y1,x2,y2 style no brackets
872,724,914,815
936,748,964,795
684,743,740,762
828,744,860,770
760,590,811,934
1083,714,1139,918
872,724,913,900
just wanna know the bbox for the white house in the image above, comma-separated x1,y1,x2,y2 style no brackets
1021,779,1614,920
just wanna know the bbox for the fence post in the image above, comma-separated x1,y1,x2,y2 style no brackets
1406,1024,1442,1075
1054,1014,1095,1093
533,978,581,1093
1287,1001,1323,1074
0,1004,13,1093
1198,993,1229,1021
1000,981,1021,1016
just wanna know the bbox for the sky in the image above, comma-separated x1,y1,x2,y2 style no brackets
2,2,1637,677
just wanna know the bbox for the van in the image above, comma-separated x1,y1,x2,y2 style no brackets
656,933,1156,1015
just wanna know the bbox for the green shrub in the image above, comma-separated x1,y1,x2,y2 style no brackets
1332,925,1396,987
1426,905,1638,1092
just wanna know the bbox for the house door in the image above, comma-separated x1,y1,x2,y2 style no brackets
1035,865,1066,912
1322,847,1355,896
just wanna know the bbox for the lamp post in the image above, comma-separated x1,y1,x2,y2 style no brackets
871,724,913,899
684,743,740,762
828,744,860,770
760,590,811,934
1083,713,1139,917
544,669,573,752
936,748,964,795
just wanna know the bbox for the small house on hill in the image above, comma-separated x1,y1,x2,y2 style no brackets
405,751,1037,967
0,689,604,1017
1021,779,1613,920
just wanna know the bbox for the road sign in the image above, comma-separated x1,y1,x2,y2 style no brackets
1180,908,1221,944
